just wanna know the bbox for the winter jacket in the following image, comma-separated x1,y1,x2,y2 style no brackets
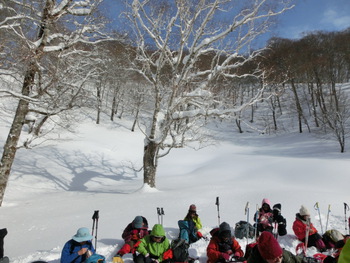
206,236,244,263
292,213,318,241
339,238,350,263
247,245,302,263
254,199,273,231
184,213,203,230
137,224,171,262
122,216,149,243
60,239,95,263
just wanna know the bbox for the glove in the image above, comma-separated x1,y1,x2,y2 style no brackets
221,253,230,261
197,231,203,238
234,252,241,258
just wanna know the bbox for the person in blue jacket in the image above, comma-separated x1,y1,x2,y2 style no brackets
61,227,95,263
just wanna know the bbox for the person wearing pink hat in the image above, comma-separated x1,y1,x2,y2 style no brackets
247,231,302,263
254,198,274,236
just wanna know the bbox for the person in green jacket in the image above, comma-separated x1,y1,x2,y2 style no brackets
338,238,350,263
135,224,172,263
247,231,302,263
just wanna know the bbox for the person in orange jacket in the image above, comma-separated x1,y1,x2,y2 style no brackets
207,222,244,263
292,205,326,252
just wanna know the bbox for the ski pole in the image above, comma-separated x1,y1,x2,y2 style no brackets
245,202,250,241
254,204,259,240
157,207,161,224
161,207,164,226
215,197,220,225
344,203,349,233
304,217,311,256
92,210,99,249
314,202,323,235
325,204,331,232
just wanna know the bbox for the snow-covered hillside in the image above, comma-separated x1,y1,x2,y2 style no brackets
0,113,349,263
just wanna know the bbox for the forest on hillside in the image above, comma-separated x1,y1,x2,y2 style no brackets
1,0,349,205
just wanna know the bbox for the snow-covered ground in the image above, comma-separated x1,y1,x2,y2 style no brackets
0,113,349,263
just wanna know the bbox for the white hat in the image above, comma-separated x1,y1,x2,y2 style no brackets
299,205,310,216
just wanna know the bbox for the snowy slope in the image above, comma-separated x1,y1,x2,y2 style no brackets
0,114,349,263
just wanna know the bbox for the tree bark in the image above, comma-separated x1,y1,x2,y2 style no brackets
0,64,35,206
143,140,158,187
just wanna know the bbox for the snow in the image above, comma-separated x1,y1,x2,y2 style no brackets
0,113,349,263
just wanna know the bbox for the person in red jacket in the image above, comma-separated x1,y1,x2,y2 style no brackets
207,222,244,263
114,216,150,259
292,205,326,252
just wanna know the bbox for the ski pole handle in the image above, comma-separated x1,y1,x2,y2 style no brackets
314,202,319,210
92,210,99,220
245,202,249,215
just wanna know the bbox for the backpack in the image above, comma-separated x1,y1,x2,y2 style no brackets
85,254,106,263
323,229,344,244
171,238,189,263
178,220,198,244
234,221,255,239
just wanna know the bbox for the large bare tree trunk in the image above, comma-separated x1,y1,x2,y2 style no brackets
0,64,35,206
143,140,158,187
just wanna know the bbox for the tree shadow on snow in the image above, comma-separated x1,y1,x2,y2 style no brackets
12,147,141,194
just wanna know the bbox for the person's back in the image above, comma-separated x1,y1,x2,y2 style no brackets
338,238,350,263
247,231,302,263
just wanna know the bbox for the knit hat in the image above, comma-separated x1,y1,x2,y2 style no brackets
273,203,281,212
258,231,283,260
219,222,232,239
189,204,197,212
299,205,310,216
133,216,143,228
72,227,93,242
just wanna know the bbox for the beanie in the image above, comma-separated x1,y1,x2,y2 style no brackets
299,205,310,216
133,216,143,228
189,204,197,212
273,203,281,212
258,231,283,260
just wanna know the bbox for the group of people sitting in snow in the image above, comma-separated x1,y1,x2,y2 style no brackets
59,200,350,263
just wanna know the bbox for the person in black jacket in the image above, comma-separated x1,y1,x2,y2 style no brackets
272,204,287,236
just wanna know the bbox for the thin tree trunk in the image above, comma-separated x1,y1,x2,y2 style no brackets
290,79,303,133
0,65,35,206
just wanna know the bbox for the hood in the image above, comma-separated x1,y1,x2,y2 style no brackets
150,224,165,237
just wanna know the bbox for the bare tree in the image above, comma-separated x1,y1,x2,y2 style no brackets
126,0,293,188
0,0,111,206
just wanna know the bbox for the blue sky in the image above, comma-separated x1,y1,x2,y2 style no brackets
102,0,350,44
275,0,350,39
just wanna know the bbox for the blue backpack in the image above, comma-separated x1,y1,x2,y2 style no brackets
85,254,105,263
178,220,199,244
